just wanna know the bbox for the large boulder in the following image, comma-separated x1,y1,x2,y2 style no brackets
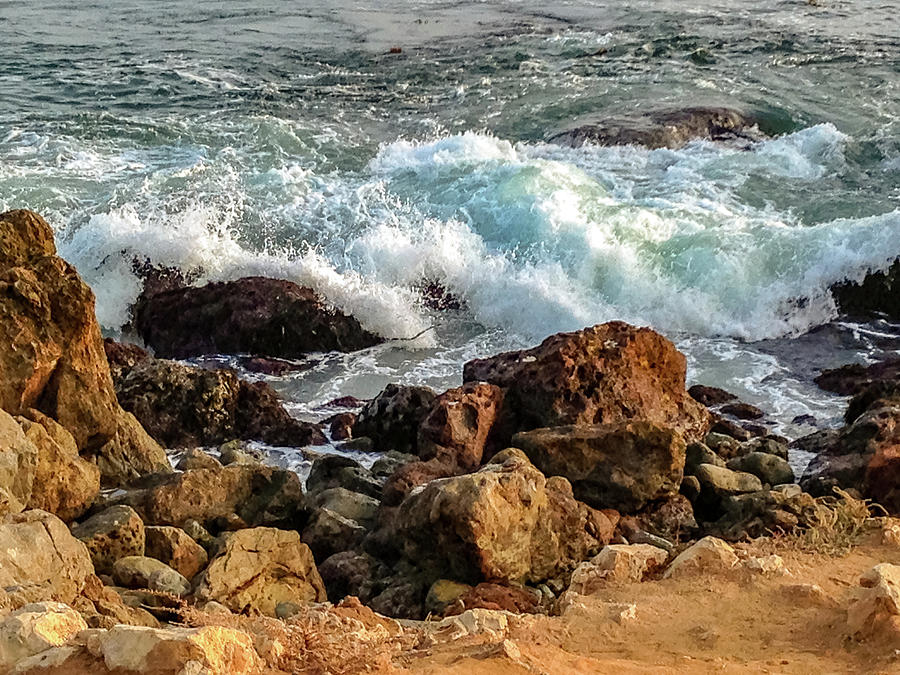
353,384,436,454
463,322,710,447
0,602,87,670
0,510,94,607
93,409,171,485
0,409,37,516
71,505,145,575
815,358,900,396
145,526,208,581
134,275,382,359
512,421,686,512
113,357,324,449
194,527,327,615
417,382,503,470
391,449,613,586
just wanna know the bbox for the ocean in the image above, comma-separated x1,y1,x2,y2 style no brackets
2,0,899,471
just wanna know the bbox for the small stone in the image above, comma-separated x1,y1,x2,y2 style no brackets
663,537,739,579
112,556,191,597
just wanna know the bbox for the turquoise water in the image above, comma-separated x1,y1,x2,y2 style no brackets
2,0,899,444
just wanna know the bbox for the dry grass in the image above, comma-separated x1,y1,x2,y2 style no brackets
781,488,875,555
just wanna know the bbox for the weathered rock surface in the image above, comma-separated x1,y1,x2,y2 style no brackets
0,602,86,669
353,384,436,454
568,544,669,594
726,452,794,486
550,107,765,149
448,583,543,616
663,536,739,579
135,275,382,359
310,487,379,528
0,409,38,516
847,562,900,637
93,408,171,486
815,358,900,397
391,449,613,586
513,421,686,512
688,384,737,407
175,448,222,471
302,507,367,561
693,463,764,521
194,527,327,615
71,505,145,575
0,510,94,606
112,556,191,596
463,322,710,446
306,455,382,499
145,526,208,581
114,357,324,449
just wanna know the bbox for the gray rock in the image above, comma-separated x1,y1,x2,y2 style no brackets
352,384,437,454
685,442,724,475
739,437,789,460
302,508,367,562
175,448,222,471
310,488,379,528
112,556,190,597
727,452,794,486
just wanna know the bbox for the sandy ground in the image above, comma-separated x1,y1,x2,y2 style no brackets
396,534,900,675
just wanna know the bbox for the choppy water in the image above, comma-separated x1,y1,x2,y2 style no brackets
2,0,899,448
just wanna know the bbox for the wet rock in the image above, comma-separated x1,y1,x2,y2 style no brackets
417,382,503,469
135,275,382,359
815,358,900,396
327,412,356,441
0,602,87,669
112,556,191,596
0,510,94,607
391,449,612,586
175,448,222,471
353,384,437,454
513,421,686,512
218,440,260,466
720,402,765,420
238,355,306,376
568,544,669,594
464,322,710,446
688,384,737,407
550,107,765,150
306,455,382,499
417,280,464,311
194,527,327,615
709,417,753,442
726,452,794,486
663,536,739,579
144,526,208,581
831,258,900,321
71,505,145,575
115,357,324,449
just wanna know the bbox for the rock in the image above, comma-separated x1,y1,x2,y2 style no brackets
175,448,222,471
0,602,87,669
370,451,418,479
449,583,543,616
93,409,171,486
381,458,455,507
75,574,161,630
134,276,382,359
720,402,765,420
463,322,710,446
740,436,789,460
550,107,765,149
302,508,366,561
685,442,724,474
194,527,327,615
218,441,260,466
831,258,900,320
743,554,786,576
317,551,383,604
847,563,900,637
327,412,356,441
139,464,305,531
710,417,752,442
635,494,697,540
425,580,473,616
71,505,145,575
568,544,669,594
368,576,431,620
688,384,737,407
512,421,686,512
0,510,94,606
17,411,99,521
310,488,379,528
0,409,38,516
145,526,208,581
112,556,191,596
704,432,742,459
102,338,151,380
353,384,437,454
391,449,611,586
815,359,900,396
238,355,306,376
726,452,794,486
182,519,216,552
430,608,510,641
114,357,324,449
680,475,701,502
695,463,763,497
663,536,739,579
306,455,382,499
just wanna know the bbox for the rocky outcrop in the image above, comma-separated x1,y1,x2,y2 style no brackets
549,107,765,150
512,422,686,512
134,275,382,359
0,510,94,607
463,322,710,447
567,544,669,594
71,505,145,575
93,409,171,486
353,384,436,454
391,449,613,586
831,259,900,320
194,527,327,615
113,356,324,449
815,358,900,396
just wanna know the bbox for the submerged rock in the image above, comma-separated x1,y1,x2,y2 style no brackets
135,275,382,359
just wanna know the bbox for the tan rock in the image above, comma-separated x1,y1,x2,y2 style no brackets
94,408,170,485
112,556,190,597
568,544,669,595
194,527,326,615
848,563,900,636
0,510,94,607
145,526,208,581
663,537,739,579
0,409,37,517
71,505,145,575
0,602,87,669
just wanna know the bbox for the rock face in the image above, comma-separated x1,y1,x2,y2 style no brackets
392,449,613,586
135,275,382,359
353,384,436,454
463,322,710,446
0,409,37,516
71,505,145,575
0,602,87,669
831,258,900,320
113,357,324,449
0,510,95,606
195,527,327,615
0,211,166,483
417,382,503,470
549,107,765,150
512,422,686,512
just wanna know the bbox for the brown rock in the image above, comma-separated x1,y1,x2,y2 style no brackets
448,583,542,616
688,384,737,406
354,384,436,454
102,338,151,380
381,458,456,507
0,409,37,516
720,402,765,420
145,526,208,581
463,322,710,446
194,527,327,615
175,448,222,471
71,505,145,575
92,408,171,486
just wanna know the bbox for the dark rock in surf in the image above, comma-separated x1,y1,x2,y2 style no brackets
549,107,766,150
688,384,738,407
353,384,437,455
815,358,900,396
720,402,765,420
830,259,900,320
134,276,382,359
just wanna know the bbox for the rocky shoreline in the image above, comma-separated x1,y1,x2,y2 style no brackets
3,208,900,673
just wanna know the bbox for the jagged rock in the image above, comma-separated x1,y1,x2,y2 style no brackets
0,510,94,607
93,408,171,486
0,409,38,517
634,494,697,540
704,432,742,459
145,526,208,581
463,322,710,446
306,455,382,499
302,508,366,562
569,544,668,595
218,440,261,466
815,358,900,396
391,449,613,586
114,357,324,449
726,452,794,486
71,505,145,575
134,275,382,359
685,442,725,474
370,451,418,479
512,421,686,512
381,458,455,507
720,402,765,420
663,536,739,579
194,527,327,615
709,488,823,540
353,384,437,454
76,574,160,630
0,602,87,670
831,258,900,320
417,382,503,469
847,563,900,637
102,338,152,379
710,417,753,442
688,384,737,407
